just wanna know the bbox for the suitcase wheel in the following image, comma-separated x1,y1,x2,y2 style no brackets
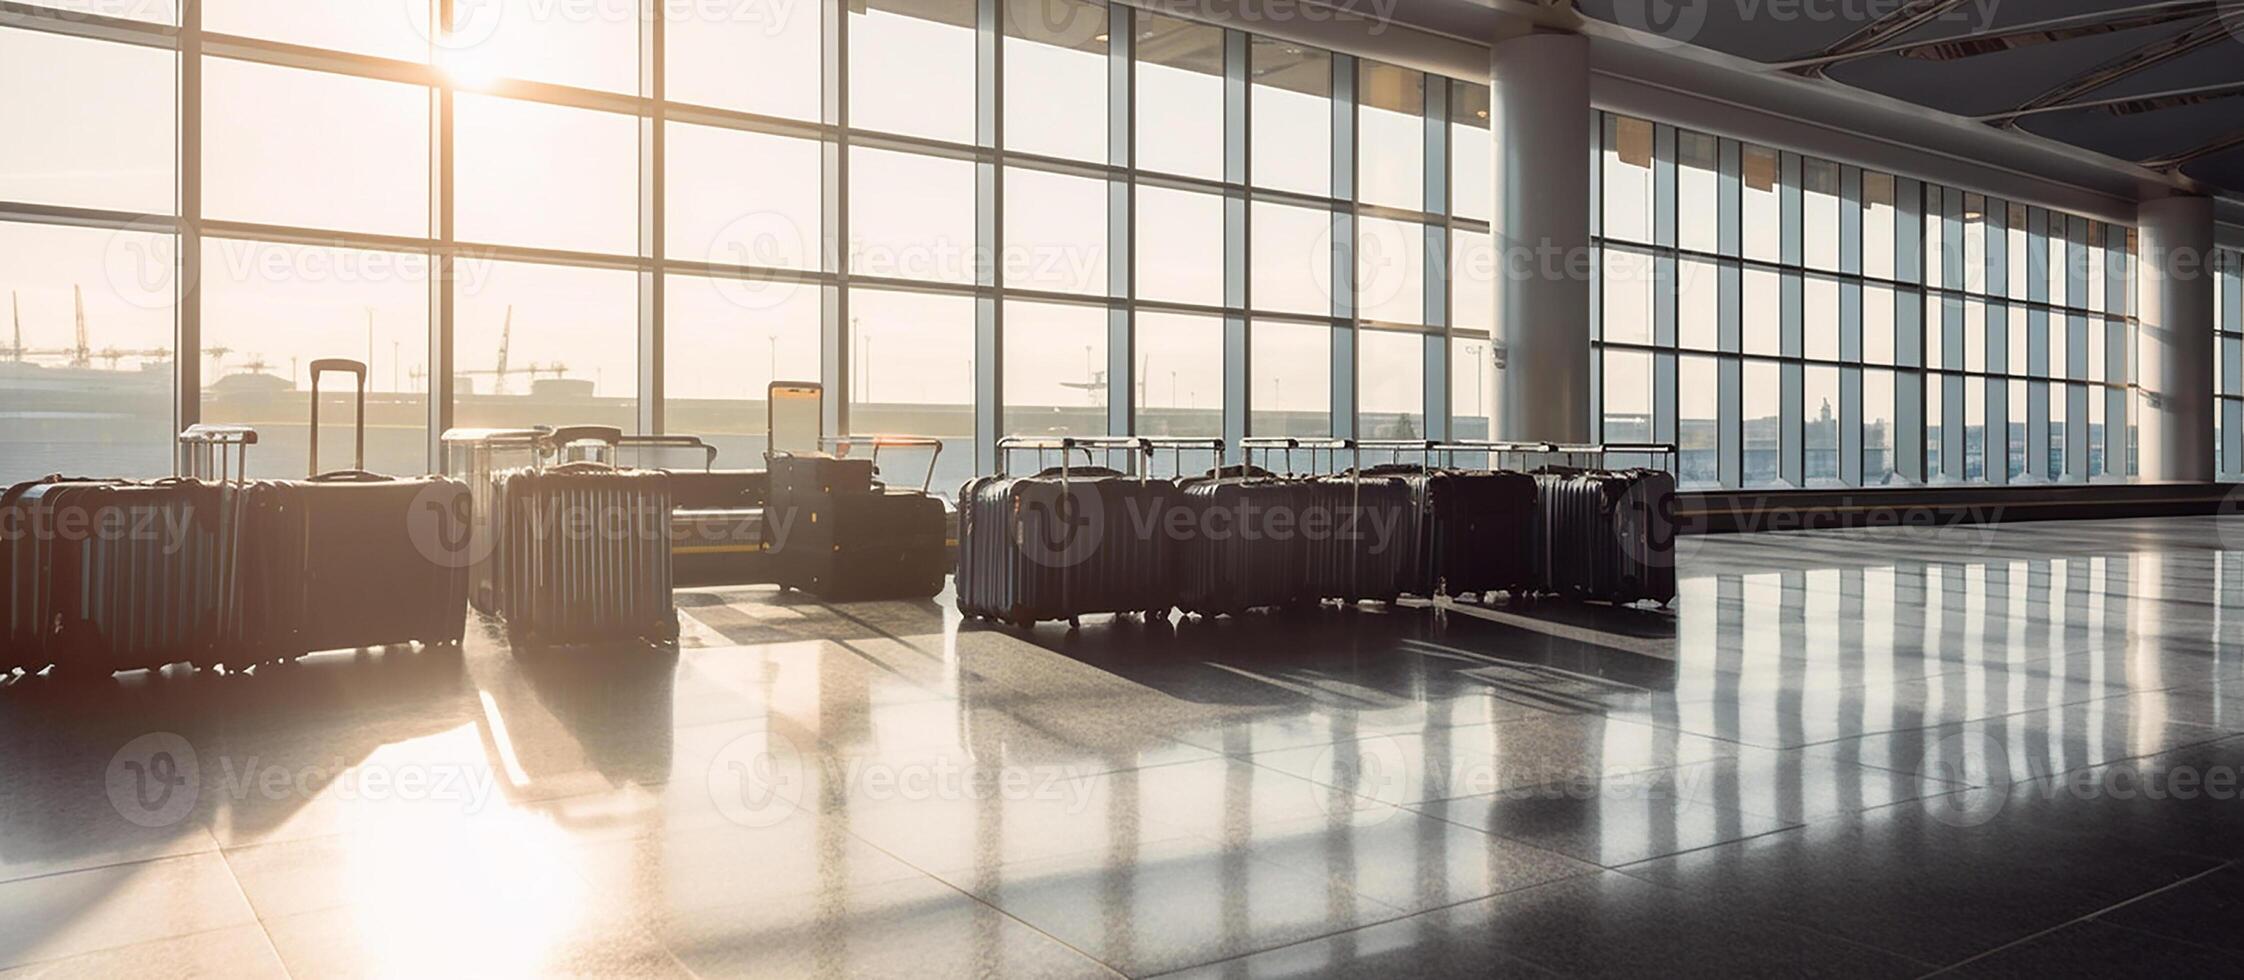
1066,616,1080,631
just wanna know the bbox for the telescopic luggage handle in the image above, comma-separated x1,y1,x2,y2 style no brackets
997,436,1148,479
825,434,944,492
178,424,258,483
1143,437,1225,479
614,434,720,471
308,358,368,478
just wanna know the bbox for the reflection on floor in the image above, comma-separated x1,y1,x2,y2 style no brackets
7,515,2244,977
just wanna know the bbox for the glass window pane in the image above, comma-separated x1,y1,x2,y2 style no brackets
1964,298,1985,373
2006,203,2028,300
1679,354,1717,488
1964,375,1984,481
1862,172,1895,280
1003,167,1107,295
1003,300,1106,437
1805,364,1839,487
1356,217,1424,326
1602,247,1654,346
2006,379,2026,480
1250,39,1330,197
0,30,174,214
1679,258,1717,350
1357,63,1423,211
1741,144,1780,263
23,0,175,23
1864,284,1895,364
849,147,976,284
1805,275,1838,361
2049,382,2067,480
851,0,978,143
0,221,175,483
1743,360,1780,487
1926,372,1943,478
1359,329,1423,439
1251,320,1328,436
1923,186,1945,291
1678,131,1718,255
1251,202,1331,317
2050,310,2070,380
668,123,822,272
435,0,637,93
1961,194,1986,294
1803,159,1839,271
2048,219,2069,309
2009,305,2028,378
1864,368,1897,485
204,58,429,238
1005,0,1107,162
199,239,430,477
1451,229,1494,333
1134,11,1224,180
1136,185,1224,307
1451,338,1490,440
1602,348,1651,443
1602,115,1654,244
850,288,976,495
1743,267,1780,355
668,0,822,119
1136,312,1223,439
452,260,637,429
664,273,820,467
1450,84,1491,223
455,95,637,255
207,0,427,61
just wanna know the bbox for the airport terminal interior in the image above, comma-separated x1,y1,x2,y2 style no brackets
8,0,2244,976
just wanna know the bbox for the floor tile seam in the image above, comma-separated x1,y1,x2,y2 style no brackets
1594,862,1949,972
1917,860,2237,977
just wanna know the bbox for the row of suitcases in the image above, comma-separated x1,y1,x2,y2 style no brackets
955,439,1676,627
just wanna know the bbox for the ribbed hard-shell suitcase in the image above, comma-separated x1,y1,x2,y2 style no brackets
3,476,128,674
1301,474,1414,604
1533,468,1677,605
238,360,472,659
1174,473,1311,616
957,466,1179,626
766,454,944,601
1369,465,1538,598
496,462,677,644
18,479,249,673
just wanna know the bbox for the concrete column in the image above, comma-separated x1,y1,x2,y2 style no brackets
1484,31,1592,444
2137,195,2215,482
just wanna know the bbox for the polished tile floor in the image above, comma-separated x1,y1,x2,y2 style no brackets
8,516,2244,977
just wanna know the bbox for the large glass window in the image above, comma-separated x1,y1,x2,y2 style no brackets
1250,203,1331,317
1802,159,1839,272
851,0,978,144
1451,337,1490,440
1603,348,1651,443
436,0,638,93
850,147,976,285
1355,217,1424,326
1003,300,1107,437
199,240,431,478
1250,320,1329,436
1741,144,1780,263
1865,369,1897,485
1743,359,1780,487
1136,313,1223,438
1249,40,1330,197
1004,0,1108,162
1133,12,1223,180
1357,63,1423,212
1137,186,1224,307
1359,329,1424,439
1805,364,1839,487
1679,355,1718,487
1003,167,1108,295
0,222,176,484
1450,84,1492,223
1602,116,1654,246
454,96,637,255
668,0,822,120
0,29,174,214
452,261,637,430
850,288,976,495
1677,132,1718,255
667,124,823,272
207,0,426,61
664,274,820,467
204,59,429,239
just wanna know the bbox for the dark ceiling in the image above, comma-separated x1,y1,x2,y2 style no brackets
1553,0,2244,197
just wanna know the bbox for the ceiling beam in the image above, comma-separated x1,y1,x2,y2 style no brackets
1985,10,2240,127
1789,0,1974,75
1777,0,2216,73
2142,127,2244,170
1974,79,2244,122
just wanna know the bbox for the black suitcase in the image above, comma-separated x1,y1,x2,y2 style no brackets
1533,468,1677,605
1301,474,1415,604
956,466,1179,627
496,462,678,644
4,476,128,674
1174,472,1311,616
766,454,944,601
237,360,472,660
663,469,769,510
14,478,249,674
1369,465,1538,598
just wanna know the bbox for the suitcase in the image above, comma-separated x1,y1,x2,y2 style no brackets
496,462,678,645
1174,472,1312,616
1301,474,1414,604
1533,468,1677,605
664,470,768,510
237,360,473,660
15,478,249,674
4,476,128,674
1369,465,1538,598
956,466,1180,626
766,454,944,602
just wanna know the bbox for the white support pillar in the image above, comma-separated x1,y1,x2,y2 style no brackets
2137,195,2215,483
1485,31,1592,444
